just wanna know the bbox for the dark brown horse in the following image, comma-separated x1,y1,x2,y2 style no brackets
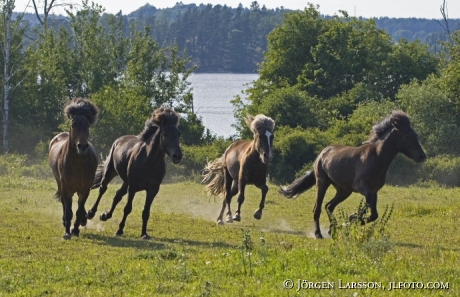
87,107,182,239
49,98,99,239
279,110,426,239
202,114,275,225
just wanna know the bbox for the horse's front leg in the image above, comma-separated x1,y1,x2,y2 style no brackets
140,186,160,240
72,190,90,237
116,188,138,237
364,193,378,224
61,191,73,240
352,184,378,225
253,183,268,220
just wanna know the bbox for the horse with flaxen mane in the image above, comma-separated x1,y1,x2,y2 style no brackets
87,107,182,239
202,114,275,225
49,98,99,239
279,110,426,239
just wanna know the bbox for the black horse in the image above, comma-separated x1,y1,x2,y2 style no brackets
280,110,426,238
87,107,182,239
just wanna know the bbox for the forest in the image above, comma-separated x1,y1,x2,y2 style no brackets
2,1,460,186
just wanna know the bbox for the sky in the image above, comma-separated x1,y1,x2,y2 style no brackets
13,0,460,19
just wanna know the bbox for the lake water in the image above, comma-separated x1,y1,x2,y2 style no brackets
188,73,259,137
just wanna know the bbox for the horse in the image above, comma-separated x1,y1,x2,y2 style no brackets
87,107,182,239
279,110,427,239
202,114,275,225
48,98,99,239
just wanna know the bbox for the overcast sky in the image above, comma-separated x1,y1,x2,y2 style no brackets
13,0,460,19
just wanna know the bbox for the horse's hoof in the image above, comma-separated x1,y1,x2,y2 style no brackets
233,214,241,222
71,229,80,237
253,210,262,220
226,216,233,223
100,213,111,221
217,220,224,225
116,230,123,237
142,234,151,240
63,233,71,240
80,218,87,227
315,232,323,239
86,210,95,220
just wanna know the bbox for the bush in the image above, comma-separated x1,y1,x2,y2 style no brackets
0,154,52,179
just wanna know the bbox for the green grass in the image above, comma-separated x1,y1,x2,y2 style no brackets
0,177,459,296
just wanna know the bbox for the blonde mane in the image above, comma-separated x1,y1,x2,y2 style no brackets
246,114,275,134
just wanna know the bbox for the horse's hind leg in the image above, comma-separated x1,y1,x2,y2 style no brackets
233,175,248,222
325,188,352,236
87,171,117,220
313,179,331,239
100,182,128,221
226,180,238,223
253,184,268,220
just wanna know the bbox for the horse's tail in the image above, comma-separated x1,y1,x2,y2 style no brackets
91,164,104,189
202,157,225,196
279,170,316,198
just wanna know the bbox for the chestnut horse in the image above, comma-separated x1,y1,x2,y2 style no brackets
87,107,182,239
279,110,426,239
49,98,99,239
202,114,275,225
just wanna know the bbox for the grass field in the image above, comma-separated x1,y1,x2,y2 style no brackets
0,176,459,296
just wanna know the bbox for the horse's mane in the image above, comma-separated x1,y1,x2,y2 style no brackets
246,114,275,134
138,107,180,141
364,110,411,144
64,98,99,124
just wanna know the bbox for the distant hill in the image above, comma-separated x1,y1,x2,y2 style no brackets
14,3,460,73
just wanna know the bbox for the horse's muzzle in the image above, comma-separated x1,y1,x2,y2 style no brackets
171,152,183,164
76,143,89,155
415,152,427,163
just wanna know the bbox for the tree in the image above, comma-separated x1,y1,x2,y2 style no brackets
1,0,27,153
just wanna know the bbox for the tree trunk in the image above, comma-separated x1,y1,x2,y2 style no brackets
3,0,13,153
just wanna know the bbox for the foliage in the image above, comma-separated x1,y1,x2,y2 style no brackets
397,77,460,156
234,6,439,137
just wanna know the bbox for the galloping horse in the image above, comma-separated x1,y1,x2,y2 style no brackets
49,98,99,239
203,114,275,225
279,110,426,239
87,107,182,239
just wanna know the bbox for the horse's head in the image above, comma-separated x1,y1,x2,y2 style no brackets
247,114,275,163
65,98,99,155
153,107,183,164
390,111,427,163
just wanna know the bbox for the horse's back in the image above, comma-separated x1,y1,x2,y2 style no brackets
316,143,380,191
49,132,69,151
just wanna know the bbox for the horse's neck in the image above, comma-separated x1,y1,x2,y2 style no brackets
144,129,165,162
376,133,399,167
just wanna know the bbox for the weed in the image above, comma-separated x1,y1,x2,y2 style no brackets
238,228,253,276
329,200,394,260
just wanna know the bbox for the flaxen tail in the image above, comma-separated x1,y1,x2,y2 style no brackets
202,157,225,197
279,170,316,198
